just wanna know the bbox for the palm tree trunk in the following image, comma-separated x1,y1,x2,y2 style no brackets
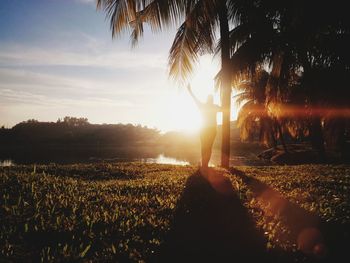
310,116,325,160
337,119,347,160
267,117,277,149
276,119,288,153
270,130,277,149
219,2,231,169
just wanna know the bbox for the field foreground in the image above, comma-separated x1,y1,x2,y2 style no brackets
1,163,349,262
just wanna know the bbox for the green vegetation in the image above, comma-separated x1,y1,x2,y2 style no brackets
1,163,349,262
229,165,350,256
235,165,350,224
0,163,194,262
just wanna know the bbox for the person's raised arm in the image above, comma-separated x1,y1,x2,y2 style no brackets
186,84,202,108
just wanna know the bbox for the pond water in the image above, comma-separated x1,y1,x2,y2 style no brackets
0,154,271,167
0,145,271,167
0,159,14,167
0,154,190,167
142,154,190,166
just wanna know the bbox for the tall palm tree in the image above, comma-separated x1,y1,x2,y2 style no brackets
225,0,350,158
235,69,279,148
96,0,244,168
97,0,350,161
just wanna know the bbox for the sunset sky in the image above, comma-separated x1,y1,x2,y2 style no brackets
0,0,236,132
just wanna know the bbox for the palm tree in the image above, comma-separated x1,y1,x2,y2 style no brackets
96,0,246,168
225,0,350,158
235,69,279,148
97,0,350,161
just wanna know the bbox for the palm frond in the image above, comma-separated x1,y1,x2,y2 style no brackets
265,51,284,104
234,91,252,107
133,0,187,32
97,0,140,38
168,22,198,82
98,0,189,44
168,0,217,82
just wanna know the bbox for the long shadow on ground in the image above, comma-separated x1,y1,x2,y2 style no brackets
153,168,268,263
230,167,350,263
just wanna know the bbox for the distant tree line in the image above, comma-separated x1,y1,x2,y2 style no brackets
0,117,160,148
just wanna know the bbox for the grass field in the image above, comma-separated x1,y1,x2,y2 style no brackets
1,163,349,262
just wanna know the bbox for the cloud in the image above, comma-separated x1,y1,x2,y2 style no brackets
0,82,136,109
0,32,170,104
75,0,96,5
0,64,171,128
0,45,167,70
0,66,166,103
0,1,183,130
0,28,178,129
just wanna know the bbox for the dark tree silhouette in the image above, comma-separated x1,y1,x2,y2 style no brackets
225,0,350,158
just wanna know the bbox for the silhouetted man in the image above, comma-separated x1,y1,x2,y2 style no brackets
187,84,222,168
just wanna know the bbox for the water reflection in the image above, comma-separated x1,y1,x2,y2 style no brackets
143,154,190,166
0,150,271,167
0,160,14,167
0,155,190,167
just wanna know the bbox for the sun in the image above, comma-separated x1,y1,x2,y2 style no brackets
169,92,203,132
156,55,238,133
